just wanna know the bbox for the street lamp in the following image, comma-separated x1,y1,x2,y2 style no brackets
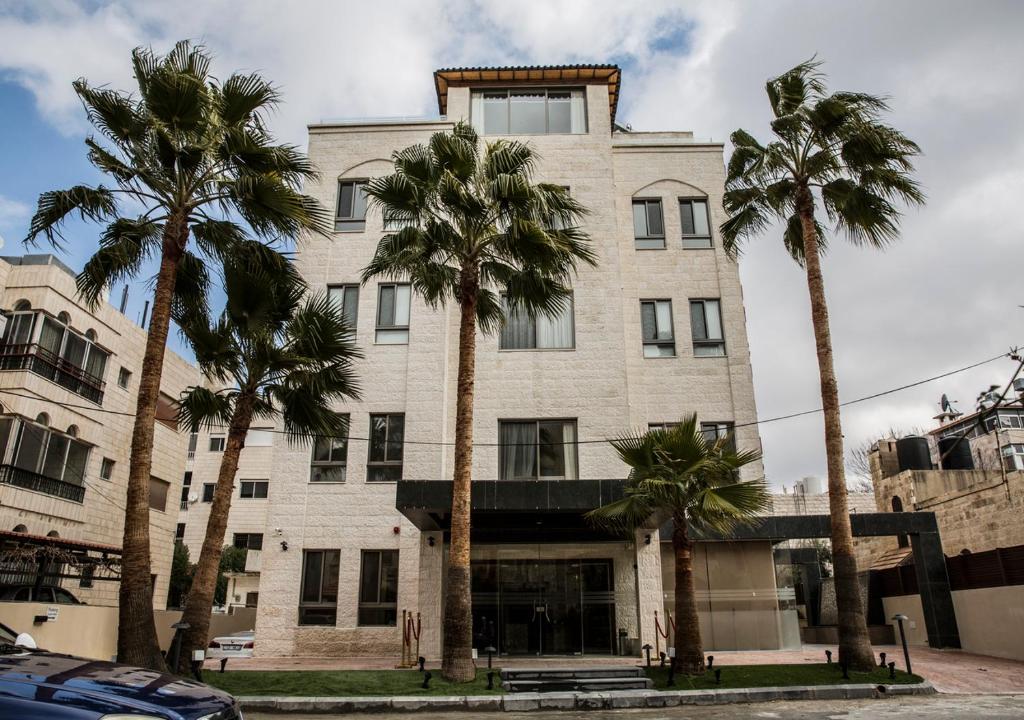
891,613,912,675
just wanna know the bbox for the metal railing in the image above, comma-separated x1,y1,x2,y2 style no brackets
0,343,105,404
0,463,86,503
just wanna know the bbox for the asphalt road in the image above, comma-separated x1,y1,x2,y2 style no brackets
246,694,1024,719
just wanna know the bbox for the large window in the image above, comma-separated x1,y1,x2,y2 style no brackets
358,550,398,626
679,199,712,248
471,88,586,135
233,533,264,550
499,296,574,350
149,477,169,512
632,199,665,249
368,414,404,481
240,480,269,499
299,549,340,625
0,416,90,500
335,180,368,232
700,422,736,452
327,284,359,334
640,300,675,357
375,284,411,344
311,418,349,483
245,428,274,447
689,299,725,356
1002,443,1024,472
499,419,578,480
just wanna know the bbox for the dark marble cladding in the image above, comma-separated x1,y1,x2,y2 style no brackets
396,479,627,518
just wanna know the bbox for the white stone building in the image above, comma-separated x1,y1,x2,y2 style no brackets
252,65,787,659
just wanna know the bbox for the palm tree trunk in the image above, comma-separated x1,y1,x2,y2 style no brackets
441,265,479,683
795,187,874,671
672,512,704,674
175,392,255,674
118,220,187,671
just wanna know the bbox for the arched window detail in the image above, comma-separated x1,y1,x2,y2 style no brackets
66,425,79,438
13,300,31,311
12,524,27,533
46,530,60,538
36,413,50,426
57,311,71,325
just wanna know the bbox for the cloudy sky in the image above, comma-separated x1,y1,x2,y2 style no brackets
0,0,1020,488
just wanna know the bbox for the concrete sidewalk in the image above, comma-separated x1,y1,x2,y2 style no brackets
212,644,1024,695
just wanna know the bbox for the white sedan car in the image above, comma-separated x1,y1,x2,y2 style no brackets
207,629,255,659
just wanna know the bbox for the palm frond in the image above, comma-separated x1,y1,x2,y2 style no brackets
24,186,117,249
177,386,234,432
75,217,161,307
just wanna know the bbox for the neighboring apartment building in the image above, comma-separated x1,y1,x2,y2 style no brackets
253,65,773,659
0,254,199,609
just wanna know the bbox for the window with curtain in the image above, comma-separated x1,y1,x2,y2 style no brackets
499,295,574,350
311,419,349,483
470,88,587,135
5,416,90,487
327,285,359,334
376,284,411,344
299,549,340,625
679,199,712,248
640,300,675,357
690,299,725,356
499,419,578,480
1,311,35,346
368,413,404,481
335,180,368,231
633,199,665,249
358,549,399,626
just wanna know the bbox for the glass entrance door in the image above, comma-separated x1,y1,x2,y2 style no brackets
471,558,615,655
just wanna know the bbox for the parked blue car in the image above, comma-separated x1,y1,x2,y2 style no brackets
0,622,240,719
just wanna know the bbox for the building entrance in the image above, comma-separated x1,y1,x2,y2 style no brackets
471,558,615,655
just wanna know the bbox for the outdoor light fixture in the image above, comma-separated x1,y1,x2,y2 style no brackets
417,656,426,672
485,646,497,669
644,534,652,545
421,671,432,689
879,652,887,668
427,536,435,547
280,540,288,551
888,661,897,680
825,649,832,664
707,655,714,670
892,613,913,675
659,651,666,667
642,643,653,667
666,658,676,686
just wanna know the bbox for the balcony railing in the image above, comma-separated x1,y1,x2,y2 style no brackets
0,463,86,503
0,343,105,404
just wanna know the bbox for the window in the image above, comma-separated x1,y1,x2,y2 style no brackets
180,470,192,504
149,476,169,512
375,284,411,344
176,523,186,540
187,432,198,459
3,415,90,489
1002,443,1024,472
155,393,178,430
335,180,368,232
471,88,586,135
640,300,675,357
245,428,274,447
499,419,578,480
240,480,269,499
311,420,349,483
368,414,404,481
358,550,398,626
245,591,259,608
633,199,665,249
679,199,712,248
209,435,225,452
117,367,131,389
327,284,359,333
202,483,215,502
99,457,114,481
701,422,736,452
299,549,340,625
649,422,679,432
499,295,574,350
690,299,725,356
232,533,264,550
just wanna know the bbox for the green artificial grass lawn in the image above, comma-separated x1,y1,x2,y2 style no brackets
644,662,923,691
203,667,502,697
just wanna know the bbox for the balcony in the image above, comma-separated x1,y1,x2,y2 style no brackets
0,343,105,404
0,463,86,503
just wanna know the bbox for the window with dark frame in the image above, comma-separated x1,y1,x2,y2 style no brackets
99,457,114,481
327,285,359,334
632,199,665,249
499,294,575,350
311,416,349,482
375,284,411,344
176,523,186,540
368,414,404,481
689,299,725,356
700,421,736,453
1,415,91,492
299,549,340,625
640,300,675,357
209,435,225,452
117,367,131,389
180,470,192,503
358,549,398,626
240,480,269,499
202,483,215,502
679,198,712,248
232,532,264,551
498,419,579,480
335,180,368,232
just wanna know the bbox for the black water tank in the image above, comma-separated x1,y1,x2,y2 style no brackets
896,436,931,471
938,436,975,470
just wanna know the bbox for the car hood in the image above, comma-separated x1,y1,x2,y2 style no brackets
0,650,236,719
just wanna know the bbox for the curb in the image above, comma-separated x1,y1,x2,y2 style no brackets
237,680,936,713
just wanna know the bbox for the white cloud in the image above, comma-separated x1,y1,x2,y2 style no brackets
0,195,29,225
1,0,1021,487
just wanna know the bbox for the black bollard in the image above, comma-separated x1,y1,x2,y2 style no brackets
485,646,496,670
421,671,432,689
825,649,832,664
879,652,887,668
487,671,495,690
888,661,896,680
840,661,849,680
219,658,228,674
666,658,676,687
714,668,721,685
417,656,426,672
659,651,666,667
707,655,714,670
190,659,203,682
643,643,653,668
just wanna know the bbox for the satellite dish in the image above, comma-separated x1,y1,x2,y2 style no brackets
188,492,199,504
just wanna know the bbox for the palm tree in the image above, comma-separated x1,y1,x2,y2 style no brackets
172,246,359,672
23,40,329,670
720,59,924,670
362,121,597,681
586,415,766,675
